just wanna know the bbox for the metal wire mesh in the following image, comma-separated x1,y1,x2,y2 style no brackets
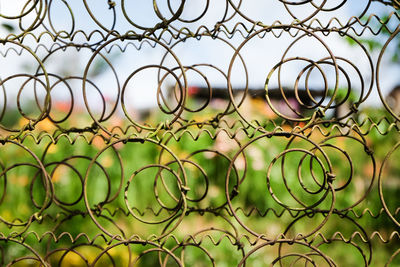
0,0,400,266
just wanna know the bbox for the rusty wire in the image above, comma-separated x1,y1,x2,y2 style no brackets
0,0,400,266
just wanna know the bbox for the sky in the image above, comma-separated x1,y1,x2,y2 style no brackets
0,0,399,112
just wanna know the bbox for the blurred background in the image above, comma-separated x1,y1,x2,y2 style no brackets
0,1,400,266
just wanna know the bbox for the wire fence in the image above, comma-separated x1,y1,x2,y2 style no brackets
0,0,400,266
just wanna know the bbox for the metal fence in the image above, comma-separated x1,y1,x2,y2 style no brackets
0,0,400,266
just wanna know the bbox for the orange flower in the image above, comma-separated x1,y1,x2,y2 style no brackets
37,118,56,132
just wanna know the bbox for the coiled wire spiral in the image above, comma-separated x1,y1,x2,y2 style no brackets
0,0,400,266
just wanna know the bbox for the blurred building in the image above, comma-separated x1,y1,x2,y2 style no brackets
181,85,328,119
